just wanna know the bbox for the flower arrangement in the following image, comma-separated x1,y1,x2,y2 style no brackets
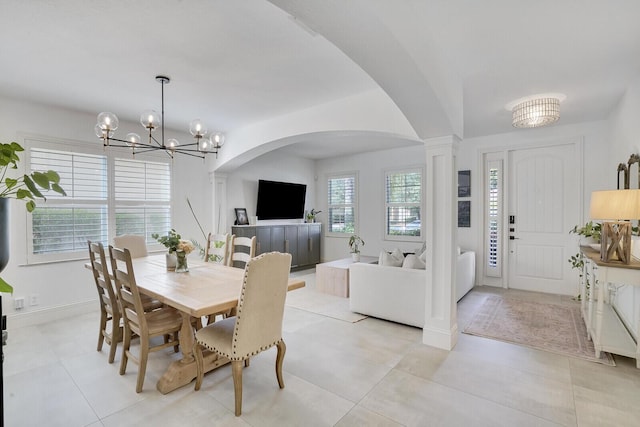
306,208,322,223
152,229,194,254
348,234,365,253
177,239,195,254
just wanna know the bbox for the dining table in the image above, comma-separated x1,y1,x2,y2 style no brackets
120,254,305,394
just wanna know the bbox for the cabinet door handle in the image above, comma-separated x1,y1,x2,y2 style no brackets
285,240,289,253
257,242,261,253
309,238,312,252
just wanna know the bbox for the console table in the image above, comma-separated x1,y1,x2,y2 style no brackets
580,246,640,367
232,223,321,269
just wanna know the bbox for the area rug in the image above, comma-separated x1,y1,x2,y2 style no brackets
463,295,615,366
285,273,368,323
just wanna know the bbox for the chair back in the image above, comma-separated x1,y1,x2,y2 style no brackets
88,241,119,322
108,245,148,336
232,252,291,358
204,232,230,265
229,235,256,268
113,234,148,258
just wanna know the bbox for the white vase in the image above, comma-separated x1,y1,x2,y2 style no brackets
166,252,177,271
351,252,360,262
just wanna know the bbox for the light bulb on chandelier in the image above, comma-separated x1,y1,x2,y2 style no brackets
95,75,225,159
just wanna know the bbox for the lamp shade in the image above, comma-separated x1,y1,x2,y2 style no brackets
589,189,640,220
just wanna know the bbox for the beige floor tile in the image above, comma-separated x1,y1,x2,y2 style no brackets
361,369,561,427
335,405,404,426
5,362,98,427
573,385,640,427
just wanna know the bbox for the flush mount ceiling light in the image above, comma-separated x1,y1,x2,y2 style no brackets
95,75,225,159
506,93,566,129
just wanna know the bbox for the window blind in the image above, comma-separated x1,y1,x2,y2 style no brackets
327,175,356,234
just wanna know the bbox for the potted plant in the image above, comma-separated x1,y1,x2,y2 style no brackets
306,209,321,223
1,141,66,293
568,221,603,301
348,234,365,262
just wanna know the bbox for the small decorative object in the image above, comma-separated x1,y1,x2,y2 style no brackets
306,209,322,223
235,208,249,225
348,234,365,262
458,200,471,227
152,229,195,271
458,170,471,197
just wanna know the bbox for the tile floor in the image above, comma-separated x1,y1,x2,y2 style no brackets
4,272,640,426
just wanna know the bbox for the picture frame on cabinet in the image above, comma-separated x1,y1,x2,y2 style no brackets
235,208,249,225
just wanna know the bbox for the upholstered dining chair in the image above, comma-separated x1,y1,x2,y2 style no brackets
194,252,292,416
204,232,230,265
228,235,256,269
109,245,183,393
88,240,122,364
113,234,148,258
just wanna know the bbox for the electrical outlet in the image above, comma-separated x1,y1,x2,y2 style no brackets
14,297,25,310
30,294,39,306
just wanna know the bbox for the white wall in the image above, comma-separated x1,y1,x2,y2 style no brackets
224,150,316,231
316,144,428,261
606,75,640,336
0,96,210,324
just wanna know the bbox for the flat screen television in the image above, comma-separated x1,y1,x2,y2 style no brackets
256,179,306,220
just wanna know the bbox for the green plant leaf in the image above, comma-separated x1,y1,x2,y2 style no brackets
16,188,32,199
0,276,14,294
44,170,61,184
31,171,52,190
51,183,66,196
4,177,17,190
23,175,45,199
26,200,36,212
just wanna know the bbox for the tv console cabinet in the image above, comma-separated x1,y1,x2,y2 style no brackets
232,223,321,269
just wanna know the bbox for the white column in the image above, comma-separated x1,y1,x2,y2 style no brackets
423,135,460,350
210,172,228,234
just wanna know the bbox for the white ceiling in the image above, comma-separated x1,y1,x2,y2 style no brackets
2,0,639,160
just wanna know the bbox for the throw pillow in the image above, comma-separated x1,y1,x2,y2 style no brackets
419,249,427,263
402,254,426,269
379,250,404,267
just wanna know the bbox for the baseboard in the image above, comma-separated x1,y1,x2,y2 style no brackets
422,323,459,350
6,299,97,329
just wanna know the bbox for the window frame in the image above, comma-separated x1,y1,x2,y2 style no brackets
325,172,358,238
24,136,172,264
383,166,424,242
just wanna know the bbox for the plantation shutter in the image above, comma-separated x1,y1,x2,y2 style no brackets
327,175,356,234
114,158,171,244
30,149,108,255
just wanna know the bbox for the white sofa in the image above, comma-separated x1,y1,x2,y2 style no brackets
349,251,476,328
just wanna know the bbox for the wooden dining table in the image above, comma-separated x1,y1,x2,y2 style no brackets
125,254,305,394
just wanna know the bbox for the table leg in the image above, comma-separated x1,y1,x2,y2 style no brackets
156,312,230,394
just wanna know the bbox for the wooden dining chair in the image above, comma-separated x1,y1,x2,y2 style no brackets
194,252,292,416
88,240,122,364
109,245,183,393
113,234,148,258
204,232,230,265
229,235,256,269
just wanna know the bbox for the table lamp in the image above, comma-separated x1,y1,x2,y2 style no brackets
589,189,640,264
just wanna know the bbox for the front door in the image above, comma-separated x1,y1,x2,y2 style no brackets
507,143,580,295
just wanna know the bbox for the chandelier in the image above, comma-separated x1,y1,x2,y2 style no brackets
507,94,566,129
95,75,224,159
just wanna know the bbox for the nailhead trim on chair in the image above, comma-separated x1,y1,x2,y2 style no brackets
196,252,284,361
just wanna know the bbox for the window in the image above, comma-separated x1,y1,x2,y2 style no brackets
327,174,356,234
486,159,502,277
114,158,171,243
27,138,171,263
385,168,422,240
